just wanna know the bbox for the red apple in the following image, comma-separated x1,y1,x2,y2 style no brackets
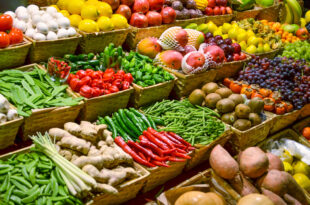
226,7,233,14
116,5,132,20
121,0,134,6
205,7,214,15
213,6,221,15
130,12,148,28
240,52,247,60
186,52,205,68
160,6,176,24
220,6,226,15
208,0,216,8
231,43,241,54
102,0,120,10
133,0,149,13
146,11,162,26
148,0,164,11
233,53,240,61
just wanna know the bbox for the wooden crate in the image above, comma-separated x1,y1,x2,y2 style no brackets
233,8,262,21
174,16,209,28
245,47,283,60
0,38,31,70
270,110,301,134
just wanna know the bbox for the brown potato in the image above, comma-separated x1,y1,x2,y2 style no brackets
266,152,284,171
229,173,259,196
262,188,287,205
260,170,289,196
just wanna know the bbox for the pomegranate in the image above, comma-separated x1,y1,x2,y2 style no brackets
146,11,162,26
133,0,149,13
160,6,176,24
181,45,196,55
148,0,164,11
121,0,135,6
175,29,188,47
116,5,132,20
137,37,162,58
102,0,120,10
200,44,225,63
186,52,205,68
156,50,183,70
130,12,148,28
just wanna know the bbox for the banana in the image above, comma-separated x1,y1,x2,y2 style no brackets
286,0,302,24
283,3,294,24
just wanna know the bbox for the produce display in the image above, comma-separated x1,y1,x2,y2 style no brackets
0,94,19,124
0,14,23,48
204,0,233,16
280,40,310,62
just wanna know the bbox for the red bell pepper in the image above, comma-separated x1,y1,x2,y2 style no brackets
80,76,92,86
79,85,93,98
122,81,130,90
91,71,102,80
70,78,82,92
124,73,133,84
109,85,119,93
112,79,123,89
92,87,101,97
76,70,87,79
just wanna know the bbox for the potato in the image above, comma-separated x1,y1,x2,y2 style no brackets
260,170,289,196
210,145,239,180
240,147,269,178
266,152,284,171
229,173,259,196
237,194,274,205
262,188,287,205
284,194,302,205
283,172,308,205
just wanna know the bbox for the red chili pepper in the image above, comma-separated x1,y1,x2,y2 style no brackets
69,78,82,92
112,79,123,89
139,140,164,157
162,148,176,155
139,135,148,141
124,73,134,84
147,128,175,149
79,85,93,98
167,132,192,147
150,160,170,167
122,81,130,90
109,85,119,93
114,137,155,167
76,70,87,79
174,144,186,150
175,148,187,154
80,76,92,86
138,152,147,161
143,130,169,150
167,157,186,162
127,141,167,162
91,71,102,80
172,152,191,159
161,132,182,145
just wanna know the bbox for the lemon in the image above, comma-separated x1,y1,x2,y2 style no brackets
206,21,217,33
57,0,70,10
50,5,60,11
60,10,70,18
85,0,99,5
222,23,232,34
306,10,310,23
67,0,84,15
81,5,99,20
110,14,128,29
97,2,113,18
263,44,271,52
293,161,310,176
78,19,99,33
283,161,293,173
282,150,293,164
293,173,310,190
246,45,257,54
213,29,222,36
239,41,247,51
69,14,82,27
237,32,248,42
301,18,307,28
247,36,259,46
97,16,114,31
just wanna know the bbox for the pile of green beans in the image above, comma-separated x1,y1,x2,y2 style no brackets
0,151,83,205
142,99,226,145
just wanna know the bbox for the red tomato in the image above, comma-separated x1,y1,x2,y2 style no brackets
124,73,133,84
122,81,130,90
8,28,23,45
79,85,93,98
0,14,13,31
0,32,10,48
70,78,82,92
76,70,87,79
109,85,119,93
92,87,101,97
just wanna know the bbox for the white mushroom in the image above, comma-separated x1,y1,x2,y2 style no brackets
55,13,64,19
15,6,27,16
16,12,29,22
7,109,19,121
47,31,58,40
36,22,48,34
0,94,10,114
33,33,46,41
47,21,58,32
15,21,27,32
31,14,41,26
0,113,7,124
41,13,53,23
57,28,68,38
46,7,57,16
67,27,77,36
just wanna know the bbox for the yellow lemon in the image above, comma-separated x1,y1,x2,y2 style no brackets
283,161,293,174
237,32,248,42
50,5,60,11
282,150,293,164
78,19,99,33
213,29,222,36
60,10,70,18
246,45,257,54
222,23,232,34
97,2,113,18
293,173,310,191
257,44,264,53
69,14,82,27
239,41,247,50
305,10,310,23
293,161,310,176
57,0,70,10
263,43,271,52
97,16,114,31
81,5,99,20
246,30,255,38
110,14,128,29
247,36,259,46
301,18,307,28
85,0,99,5
206,21,217,33
67,0,84,15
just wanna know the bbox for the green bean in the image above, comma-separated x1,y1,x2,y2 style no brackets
10,179,28,192
11,175,32,188
29,167,36,185
10,195,22,204
21,187,40,203
4,185,15,202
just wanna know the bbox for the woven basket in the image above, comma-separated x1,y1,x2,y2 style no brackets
215,55,251,81
174,16,210,28
27,0,57,6
204,14,235,26
256,3,283,22
142,160,187,193
68,87,134,122
129,78,176,108
270,110,301,134
185,129,232,171
299,104,310,119
92,163,150,205
245,47,282,59
163,68,217,99
0,38,31,71
157,169,240,205
233,7,262,21
26,35,81,63
77,28,130,54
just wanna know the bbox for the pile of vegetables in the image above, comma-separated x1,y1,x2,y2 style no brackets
209,145,308,205
121,51,174,87
0,66,82,117
0,14,23,48
142,99,225,145
0,149,83,204
0,94,19,124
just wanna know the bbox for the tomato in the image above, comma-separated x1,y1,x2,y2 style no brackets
91,71,102,80
122,81,130,90
67,74,76,84
0,14,13,31
109,85,119,93
92,87,101,97
8,28,23,45
80,76,92,86
76,70,87,79
229,82,242,93
70,78,82,92
79,85,93,98
124,73,133,84
0,32,10,48
302,127,310,140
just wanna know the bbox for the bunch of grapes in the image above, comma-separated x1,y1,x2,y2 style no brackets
237,56,310,110
281,41,310,62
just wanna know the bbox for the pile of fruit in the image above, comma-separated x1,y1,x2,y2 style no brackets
204,0,233,16
0,14,23,48
165,0,203,20
282,0,302,25
189,82,264,131
5,5,77,41
280,40,310,62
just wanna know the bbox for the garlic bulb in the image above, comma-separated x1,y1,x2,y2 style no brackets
15,21,27,32
41,13,52,23
33,33,46,41
15,6,27,16
47,21,58,32
25,28,36,38
0,94,10,114
36,22,48,34
57,17,70,29
27,4,39,14
46,7,57,16
67,27,77,36
32,14,41,26
16,12,29,22
47,31,58,40
0,113,7,124
7,109,19,121
57,28,68,38
55,13,64,19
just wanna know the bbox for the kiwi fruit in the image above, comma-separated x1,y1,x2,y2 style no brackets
248,97,264,113
205,93,222,109
189,89,205,106
235,104,251,119
216,98,235,113
233,119,252,131
202,82,219,94
249,113,262,126
228,94,244,106
221,112,237,125
215,87,233,98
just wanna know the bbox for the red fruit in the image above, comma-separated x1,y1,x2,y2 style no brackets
137,37,162,58
8,28,23,45
233,53,240,61
205,7,214,15
231,43,241,53
116,5,132,20
0,14,13,31
186,52,205,68
213,6,221,15
226,7,233,14
133,0,149,13
0,32,10,48
175,29,188,47
220,6,226,15
208,0,216,8
240,52,247,60
121,0,134,6
202,45,225,63
148,0,164,11
216,0,227,6
102,0,120,10
130,12,148,28
160,6,176,24
181,45,196,55
159,50,183,69
146,11,162,26
296,28,309,40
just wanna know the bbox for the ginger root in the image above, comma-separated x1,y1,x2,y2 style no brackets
94,183,118,194
64,122,81,137
72,155,114,169
49,128,74,141
58,135,91,155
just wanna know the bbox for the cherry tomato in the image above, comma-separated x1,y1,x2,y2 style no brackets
0,32,10,48
0,14,13,31
8,28,23,45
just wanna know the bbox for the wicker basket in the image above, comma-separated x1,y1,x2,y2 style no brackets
245,47,282,59
92,163,150,205
142,160,187,193
157,169,240,205
68,87,134,122
215,55,251,81
129,78,176,108
256,3,283,22
292,117,310,145
0,38,31,71
233,8,262,21
77,28,130,54
164,68,217,99
204,14,235,26
185,129,232,171
270,110,301,134
299,104,310,119
27,0,57,6
174,16,210,28
26,35,81,63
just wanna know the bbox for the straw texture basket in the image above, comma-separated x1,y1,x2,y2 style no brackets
204,14,235,26
27,0,57,6
270,110,301,134
163,68,217,99
0,38,31,71
129,78,176,108
299,104,310,119
26,35,81,63
245,47,282,59
68,87,134,122
92,163,150,205
174,16,209,28
233,8,262,21
142,160,187,193
257,3,283,22
185,129,232,171
77,28,130,54
293,117,310,137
